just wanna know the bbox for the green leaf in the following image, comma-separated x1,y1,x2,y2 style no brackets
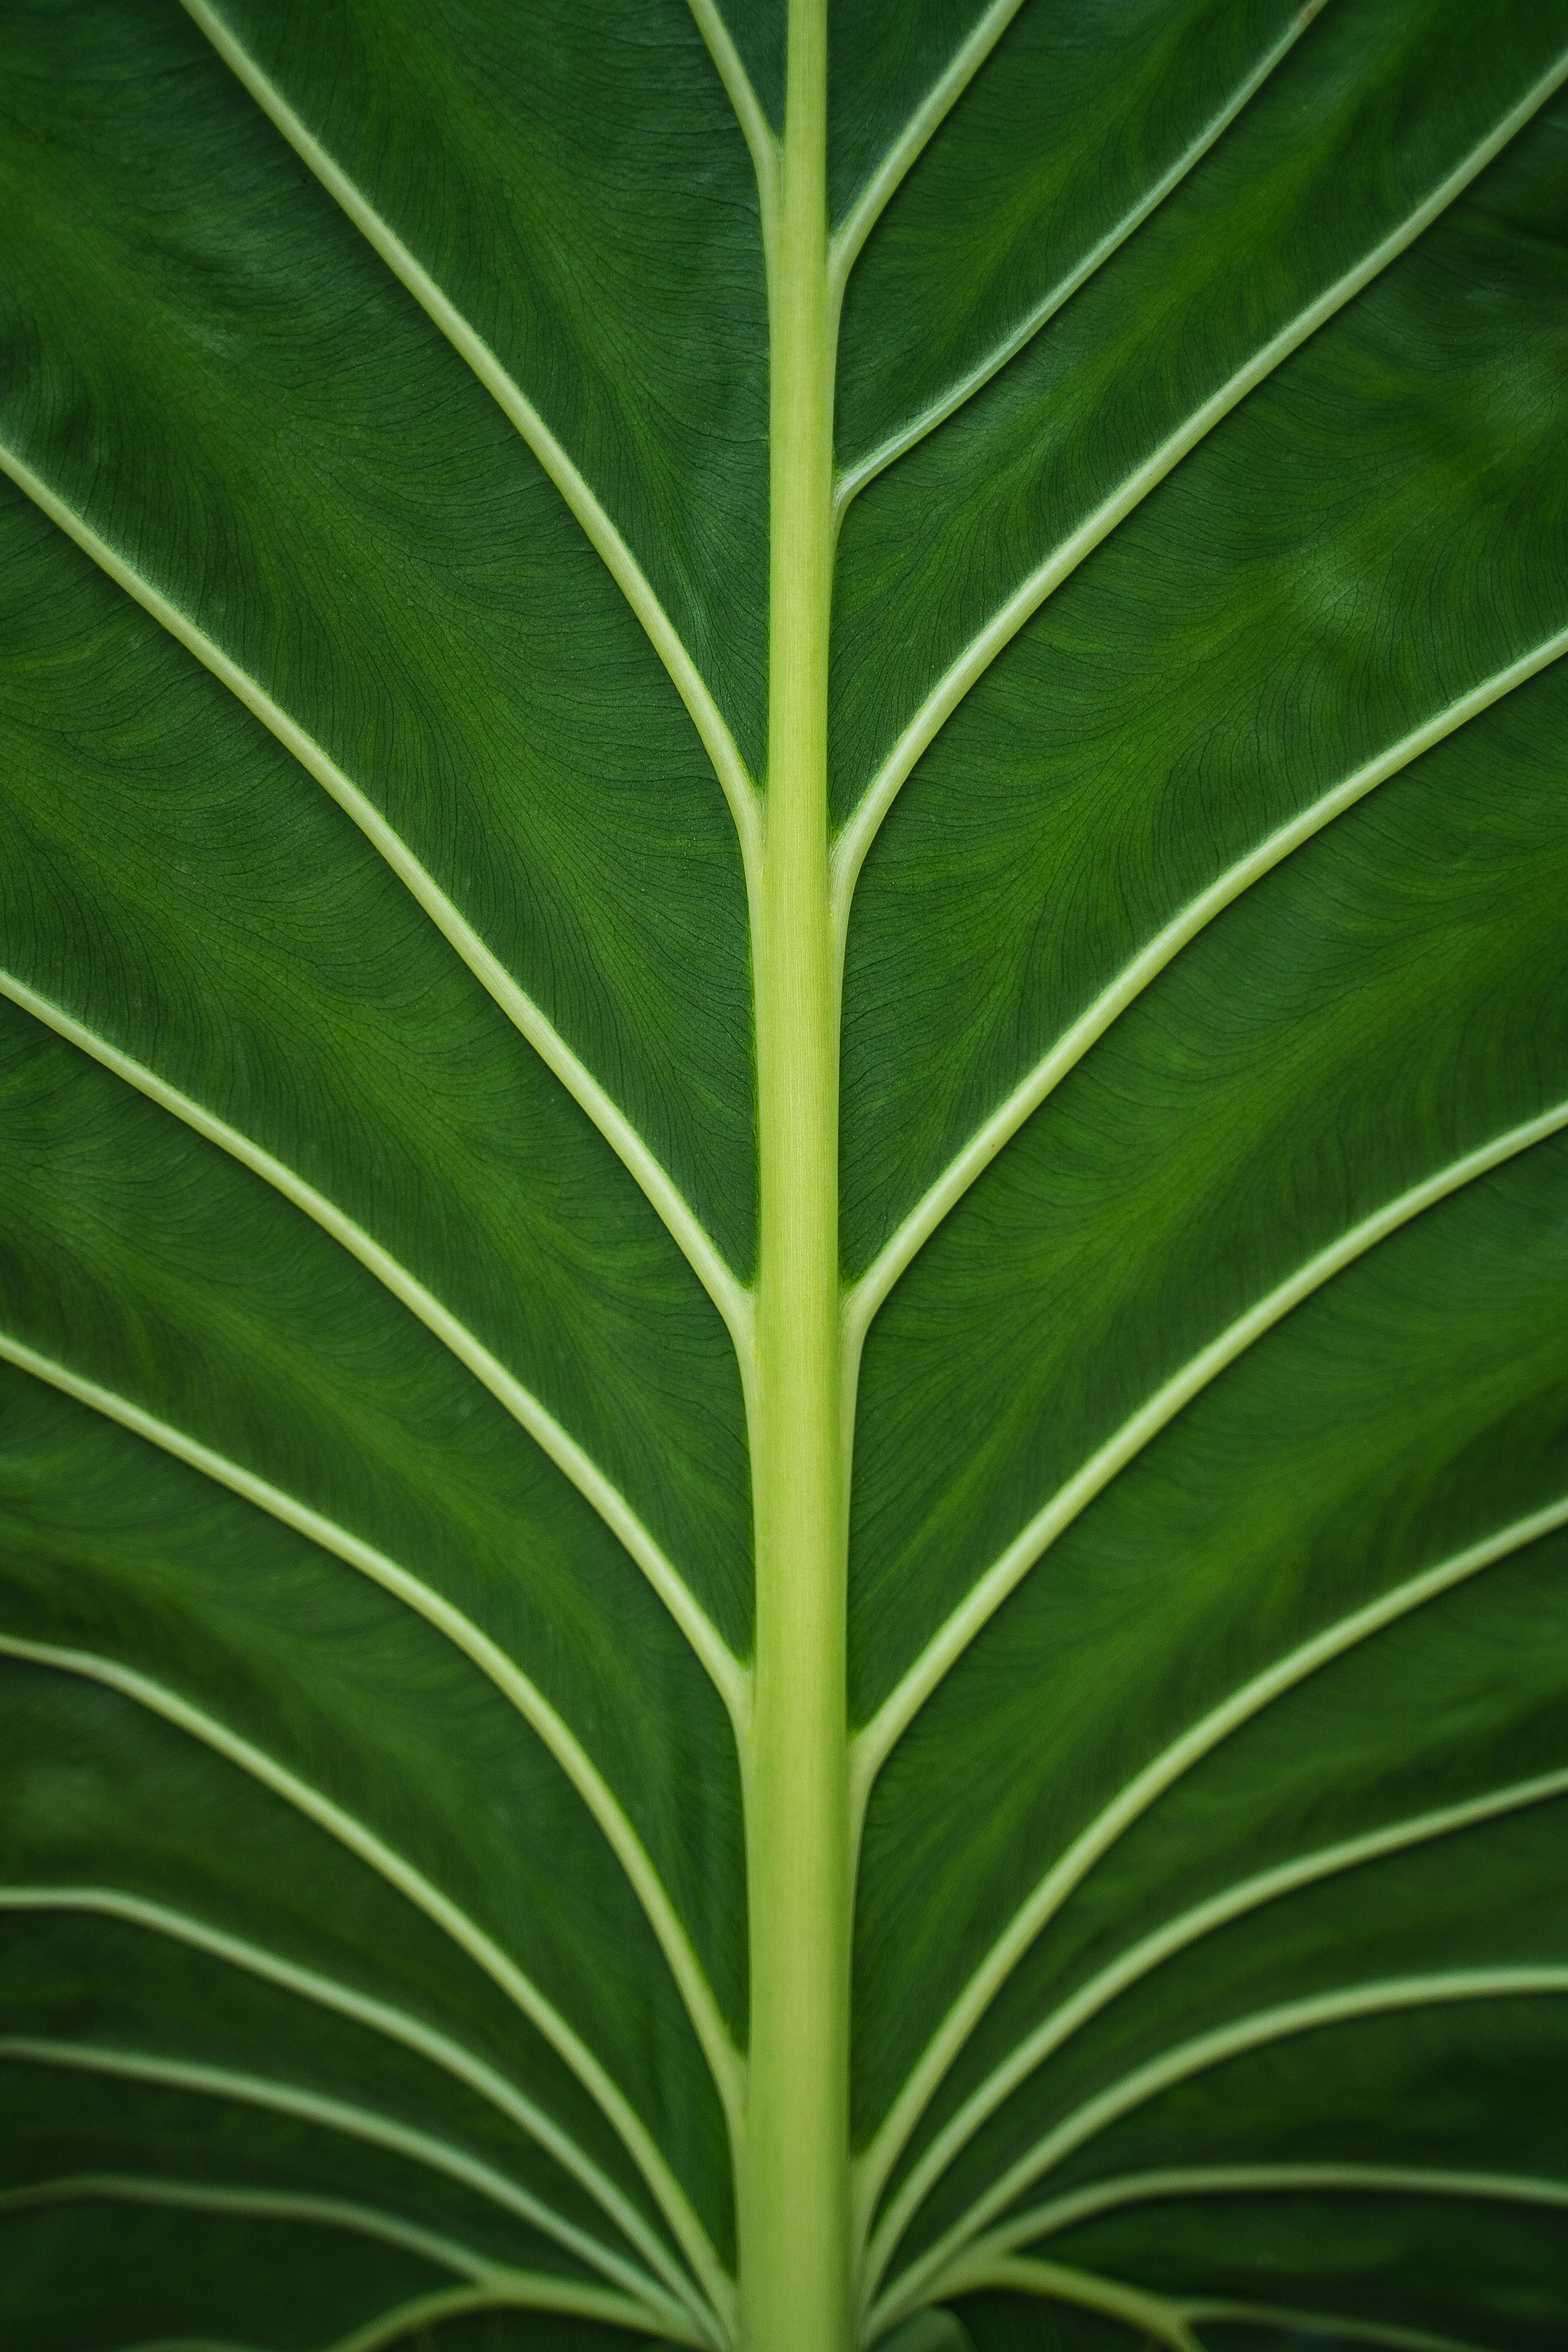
1,2,1566,2348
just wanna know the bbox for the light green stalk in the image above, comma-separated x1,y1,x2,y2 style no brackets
739,0,849,2344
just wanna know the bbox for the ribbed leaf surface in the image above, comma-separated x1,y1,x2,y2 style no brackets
1,2,1566,2347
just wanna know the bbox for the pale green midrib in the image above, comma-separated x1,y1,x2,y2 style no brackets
322,2279,701,2352
0,1886,699,2311
0,971,748,1726
844,628,1568,1355
826,0,1027,306
0,443,755,1379
0,2173,498,2285
857,1756,1568,2294
986,2160,1568,2256
827,45,1568,923
0,1325,744,2140
877,1968,1568,2323
684,0,781,286
851,1098,1568,1810
0,2036,691,2328
738,1,851,2345
177,0,762,885
0,1630,731,2325
832,4,1320,518
851,1488,1568,2249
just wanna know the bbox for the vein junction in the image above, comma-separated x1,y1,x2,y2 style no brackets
5,5,1568,2345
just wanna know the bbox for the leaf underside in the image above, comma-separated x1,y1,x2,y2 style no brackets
2,1,1567,2348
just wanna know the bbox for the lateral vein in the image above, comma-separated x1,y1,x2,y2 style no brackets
1171,2305,1499,2352
0,2037,693,2330
983,2160,1568,2258
851,1103,1568,1804
0,1630,731,2325
0,2172,499,2285
858,1751,1568,2290
0,969,748,1730
877,1968,1568,2323
178,0,762,880
887,2253,1201,2349
828,0,1029,303
0,439,755,1374
684,0,781,277
834,3,1325,515
0,1326,746,2147
829,47,1568,919
846,625,1568,1346
321,2279,702,2352
0,1887,702,2313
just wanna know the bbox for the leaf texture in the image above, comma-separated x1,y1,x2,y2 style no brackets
1,0,1566,2347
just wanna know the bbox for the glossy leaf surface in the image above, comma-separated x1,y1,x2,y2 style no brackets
1,1,1566,2347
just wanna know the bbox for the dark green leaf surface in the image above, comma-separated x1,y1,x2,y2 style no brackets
2,0,1566,2347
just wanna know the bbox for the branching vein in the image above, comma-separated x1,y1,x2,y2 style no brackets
845,626,1568,1348
887,2253,1202,2349
684,0,780,275
850,1490,1568,2225
835,2,1325,514
984,2160,1568,2257
858,1757,1568,2291
0,1886,700,2312
829,0,1030,305
0,970,748,1728
320,2278,702,2352
0,2173,501,2287
0,441,755,1376
0,2037,693,2331
0,1326,745,2146
874,1968,1568,2323
829,46,1568,920
851,1101,1568,1805
178,0,762,883
0,1630,730,2323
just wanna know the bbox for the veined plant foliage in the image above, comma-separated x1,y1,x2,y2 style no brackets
2,0,1567,2347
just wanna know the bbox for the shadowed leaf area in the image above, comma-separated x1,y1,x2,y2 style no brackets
0,0,1564,2345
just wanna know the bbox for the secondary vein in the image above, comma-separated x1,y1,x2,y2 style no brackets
851,1100,1568,1807
0,1886,701,2311
878,1968,1568,2322
684,0,781,279
0,2173,499,2287
845,624,1568,1349
0,1629,730,2318
828,0,1030,305
858,1754,1568,2293
989,2160,1568,2259
829,45,1568,923
0,1329,744,2147
833,1,1326,516
0,439,756,1382
178,0,762,884
0,2036,688,2326
320,2278,704,2352
0,969,748,1730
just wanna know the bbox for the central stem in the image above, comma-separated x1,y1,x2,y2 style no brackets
741,0,847,2343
